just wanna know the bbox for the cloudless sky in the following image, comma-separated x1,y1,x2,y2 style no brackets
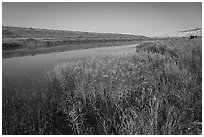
2,2,202,37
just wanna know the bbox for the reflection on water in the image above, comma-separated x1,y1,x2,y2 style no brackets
2,44,138,82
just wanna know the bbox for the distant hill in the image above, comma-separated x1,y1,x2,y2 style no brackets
160,28,202,38
2,26,149,58
2,26,147,40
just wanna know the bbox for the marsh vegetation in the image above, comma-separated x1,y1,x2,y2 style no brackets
2,37,202,135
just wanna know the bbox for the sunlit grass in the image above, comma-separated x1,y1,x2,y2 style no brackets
2,38,202,134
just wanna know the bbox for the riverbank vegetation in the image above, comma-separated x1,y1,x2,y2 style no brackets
2,37,202,134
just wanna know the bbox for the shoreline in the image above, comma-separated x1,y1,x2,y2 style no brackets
2,40,141,59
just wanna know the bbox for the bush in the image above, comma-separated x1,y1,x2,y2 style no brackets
2,42,24,50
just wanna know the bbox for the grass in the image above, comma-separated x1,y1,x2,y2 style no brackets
2,37,202,135
3,26,149,58
3,26,147,39
2,40,140,58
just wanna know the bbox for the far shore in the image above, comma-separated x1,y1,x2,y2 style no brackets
2,40,143,58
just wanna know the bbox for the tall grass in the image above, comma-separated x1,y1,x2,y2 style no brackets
2,38,202,134
46,38,201,135
2,79,59,134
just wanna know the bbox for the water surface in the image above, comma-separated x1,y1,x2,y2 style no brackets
3,44,138,82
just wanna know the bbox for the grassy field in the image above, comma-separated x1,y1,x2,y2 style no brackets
2,37,202,135
3,26,149,58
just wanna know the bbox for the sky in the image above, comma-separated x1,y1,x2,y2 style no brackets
2,2,202,37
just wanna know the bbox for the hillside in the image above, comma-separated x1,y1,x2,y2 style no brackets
2,26,147,40
2,26,148,58
160,28,202,38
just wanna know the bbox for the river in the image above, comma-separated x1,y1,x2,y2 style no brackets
3,44,138,83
